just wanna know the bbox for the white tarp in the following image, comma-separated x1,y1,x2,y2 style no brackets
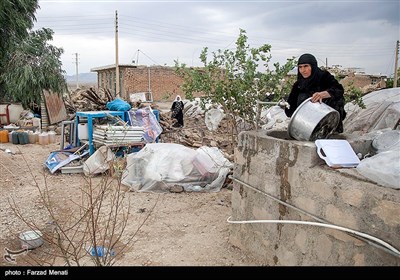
121,143,233,193
83,146,115,176
341,88,400,189
259,105,289,130
204,108,225,131
344,88,400,133
356,146,400,189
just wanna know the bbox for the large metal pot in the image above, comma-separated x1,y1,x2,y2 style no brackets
288,97,340,141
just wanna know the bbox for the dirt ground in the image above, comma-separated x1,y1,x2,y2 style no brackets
0,103,267,267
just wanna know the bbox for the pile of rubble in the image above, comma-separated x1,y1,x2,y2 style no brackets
158,109,234,160
61,87,236,159
64,87,115,113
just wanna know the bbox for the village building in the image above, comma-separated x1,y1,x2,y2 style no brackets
91,64,185,102
92,64,389,103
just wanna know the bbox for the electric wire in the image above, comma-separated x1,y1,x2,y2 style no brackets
227,217,400,256
228,175,400,258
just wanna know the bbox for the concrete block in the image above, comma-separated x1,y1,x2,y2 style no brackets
295,229,308,254
325,204,358,229
341,189,364,207
371,200,400,227
293,196,316,215
315,234,332,262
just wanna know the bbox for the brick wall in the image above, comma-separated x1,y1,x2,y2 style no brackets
124,66,185,101
96,66,185,102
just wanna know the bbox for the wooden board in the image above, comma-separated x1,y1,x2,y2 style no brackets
43,90,68,125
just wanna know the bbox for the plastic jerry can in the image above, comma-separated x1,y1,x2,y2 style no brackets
12,131,19,144
0,130,9,143
28,131,36,144
48,131,56,144
38,132,49,145
18,131,29,145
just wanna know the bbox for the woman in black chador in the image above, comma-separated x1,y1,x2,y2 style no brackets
171,95,184,127
285,53,346,133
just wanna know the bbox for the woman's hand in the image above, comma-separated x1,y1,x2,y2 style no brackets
311,91,331,103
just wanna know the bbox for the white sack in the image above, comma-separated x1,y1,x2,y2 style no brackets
356,147,400,189
83,146,115,176
121,143,232,193
205,108,225,131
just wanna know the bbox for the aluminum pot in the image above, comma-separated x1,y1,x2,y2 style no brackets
288,97,340,141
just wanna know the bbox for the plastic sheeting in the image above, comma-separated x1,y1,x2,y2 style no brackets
344,88,400,133
341,88,400,189
356,146,400,189
83,146,115,176
106,98,131,111
204,108,225,131
121,143,233,193
259,105,289,130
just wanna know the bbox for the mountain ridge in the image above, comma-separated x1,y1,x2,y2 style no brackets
64,72,97,85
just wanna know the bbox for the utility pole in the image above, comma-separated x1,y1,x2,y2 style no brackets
115,10,120,98
326,57,328,68
74,53,79,89
394,40,399,88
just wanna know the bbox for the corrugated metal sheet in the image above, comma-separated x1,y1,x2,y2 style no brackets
43,90,68,124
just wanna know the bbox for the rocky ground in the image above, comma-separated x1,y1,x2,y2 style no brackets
0,101,268,267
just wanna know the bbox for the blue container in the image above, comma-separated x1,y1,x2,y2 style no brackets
18,131,29,145
12,131,19,144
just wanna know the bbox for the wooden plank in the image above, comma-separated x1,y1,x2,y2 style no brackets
43,90,68,124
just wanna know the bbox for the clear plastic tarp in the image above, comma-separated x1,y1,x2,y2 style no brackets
121,143,233,193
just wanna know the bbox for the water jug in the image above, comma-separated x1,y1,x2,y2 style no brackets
18,131,29,145
12,131,19,144
0,130,8,143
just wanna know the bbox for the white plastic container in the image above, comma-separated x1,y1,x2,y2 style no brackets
78,123,89,140
33,131,40,143
32,117,41,129
315,139,360,168
38,132,49,145
19,230,43,249
28,131,36,144
48,131,56,144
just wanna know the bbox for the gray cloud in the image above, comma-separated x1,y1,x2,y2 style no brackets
34,0,399,76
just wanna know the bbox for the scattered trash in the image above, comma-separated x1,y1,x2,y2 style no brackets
45,143,89,174
86,246,116,258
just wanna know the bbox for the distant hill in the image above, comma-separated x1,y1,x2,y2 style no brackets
64,72,97,86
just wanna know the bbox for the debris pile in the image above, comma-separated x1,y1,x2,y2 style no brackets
158,103,235,160
64,87,115,113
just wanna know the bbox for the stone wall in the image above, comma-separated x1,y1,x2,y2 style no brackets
230,130,400,266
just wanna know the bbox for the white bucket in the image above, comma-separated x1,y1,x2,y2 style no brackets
19,230,43,249
78,123,89,140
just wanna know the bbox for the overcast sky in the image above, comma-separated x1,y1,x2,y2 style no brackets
33,0,399,77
